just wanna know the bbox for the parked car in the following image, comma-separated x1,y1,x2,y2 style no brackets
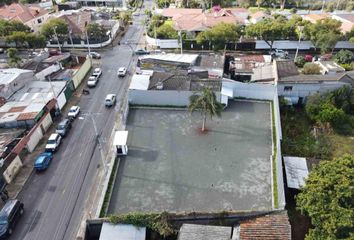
92,68,102,78
89,52,101,59
117,67,127,77
34,152,53,171
0,48,4,54
134,49,150,55
304,54,313,62
56,118,71,137
68,106,80,118
105,94,116,107
269,49,288,59
45,133,62,152
319,53,332,61
0,199,24,237
87,75,99,88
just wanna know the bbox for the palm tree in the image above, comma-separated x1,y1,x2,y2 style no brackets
188,87,223,132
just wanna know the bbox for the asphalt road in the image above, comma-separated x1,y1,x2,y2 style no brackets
9,5,147,240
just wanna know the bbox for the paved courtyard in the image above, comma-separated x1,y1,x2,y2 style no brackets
108,100,273,214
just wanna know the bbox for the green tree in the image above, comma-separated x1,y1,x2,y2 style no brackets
5,31,28,47
156,22,178,39
245,18,290,51
303,18,342,53
335,50,354,65
41,18,68,40
6,48,20,67
0,19,30,36
302,63,321,74
86,23,106,41
296,155,354,240
26,33,46,50
196,22,241,50
188,87,223,132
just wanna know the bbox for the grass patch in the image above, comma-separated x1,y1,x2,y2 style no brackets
271,101,278,209
248,7,268,13
99,158,119,218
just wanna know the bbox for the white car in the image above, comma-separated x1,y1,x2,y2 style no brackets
269,49,288,59
117,67,127,77
92,68,102,78
87,75,99,87
89,52,101,59
45,133,62,152
105,94,116,107
68,106,80,118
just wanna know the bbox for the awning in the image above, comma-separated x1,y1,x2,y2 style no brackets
283,156,309,189
113,131,128,146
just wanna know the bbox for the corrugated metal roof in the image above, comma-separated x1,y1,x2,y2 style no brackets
16,112,39,121
283,156,308,189
178,224,232,240
140,54,199,65
0,68,33,85
129,74,150,90
99,223,146,240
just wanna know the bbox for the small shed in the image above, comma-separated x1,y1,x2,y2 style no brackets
99,223,146,240
283,156,309,189
113,131,128,156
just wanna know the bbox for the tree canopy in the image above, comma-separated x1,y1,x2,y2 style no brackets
296,154,354,240
41,18,68,39
156,22,178,39
245,17,292,51
335,50,354,65
86,23,107,41
196,22,241,50
303,18,342,53
0,19,30,37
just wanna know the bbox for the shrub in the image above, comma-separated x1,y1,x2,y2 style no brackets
340,63,353,71
335,49,354,64
295,56,306,67
346,2,353,12
302,63,321,75
290,8,297,14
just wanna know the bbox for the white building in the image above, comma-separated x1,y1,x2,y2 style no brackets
0,69,35,99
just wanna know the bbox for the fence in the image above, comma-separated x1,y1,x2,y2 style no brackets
222,79,285,209
145,34,354,51
46,22,121,49
72,57,92,89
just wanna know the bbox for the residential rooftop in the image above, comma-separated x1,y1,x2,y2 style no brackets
0,68,33,85
0,3,48,23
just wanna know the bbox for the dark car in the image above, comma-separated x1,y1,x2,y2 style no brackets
134,49,150,55
55,118,71,136
0,199,24,238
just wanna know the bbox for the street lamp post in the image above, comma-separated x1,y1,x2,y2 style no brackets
179,31,183,54
53,26,61,53
294,26,304,62
85,30,91,56
90,114,108,173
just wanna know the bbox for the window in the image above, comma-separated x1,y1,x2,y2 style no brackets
37,18,42,24
284,86,293,91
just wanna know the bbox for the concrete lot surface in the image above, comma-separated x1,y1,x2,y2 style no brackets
108,101,273,214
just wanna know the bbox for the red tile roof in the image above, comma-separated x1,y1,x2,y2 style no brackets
240,214,291,240
0,3,48,23
16,112,38,121
161,8,203,18
58,11,91,36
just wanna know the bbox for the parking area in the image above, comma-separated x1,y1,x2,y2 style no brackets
108,100,273,214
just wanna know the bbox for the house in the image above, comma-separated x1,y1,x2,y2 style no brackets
161,8,245,37
315,61,345,75
74,0,125,7
227,54,272,82
0,69,35,100
0,3,50,32
128,68,221,106
56,10,92,39
249,11,270,24
302,13,329,24
177,213,291,240
331,13,354,33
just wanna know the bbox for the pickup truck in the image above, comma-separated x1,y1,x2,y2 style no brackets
87,75,99,87
269,49,288,59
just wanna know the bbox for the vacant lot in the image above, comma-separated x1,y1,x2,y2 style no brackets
108,101,273,214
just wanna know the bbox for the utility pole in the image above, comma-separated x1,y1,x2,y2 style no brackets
85,30,91,56
179,31,183,54
90,114,107,173
53,26,61,53
294,26,304,62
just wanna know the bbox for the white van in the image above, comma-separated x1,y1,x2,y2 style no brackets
105,94,116,107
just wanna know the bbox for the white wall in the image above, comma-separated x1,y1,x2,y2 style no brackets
3,156,22,184
255,40,354,50
35,64,61,81
222,79,276,100
129,90,206,106
277,82,348,98
26,125,43,152
146,35,180,49
57,91,67,110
